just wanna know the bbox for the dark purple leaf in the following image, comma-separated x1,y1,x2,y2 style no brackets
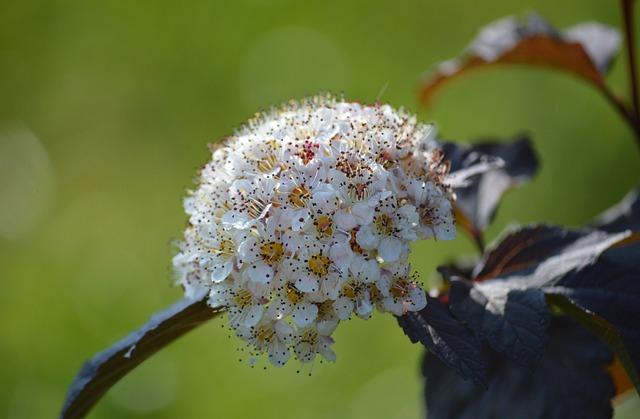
544,239,640,392
441,136,539,251
472,226,625,283
472,225,580,280
421,187,640,397
473,224,639,391
449,279,550,367
60,294,221,419
591,187,640,233
397,296,486,386
422,317,615,419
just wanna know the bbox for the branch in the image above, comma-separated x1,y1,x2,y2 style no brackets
622,0,639,120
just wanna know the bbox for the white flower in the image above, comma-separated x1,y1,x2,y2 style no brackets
294,325,336,363
377,264,428,316
173,95,455,366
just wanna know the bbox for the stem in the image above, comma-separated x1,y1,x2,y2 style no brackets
600,84,640,145
622,0,640,119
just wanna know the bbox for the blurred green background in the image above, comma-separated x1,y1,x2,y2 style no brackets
1,0,639,418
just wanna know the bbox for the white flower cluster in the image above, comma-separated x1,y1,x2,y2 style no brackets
173,96,455,367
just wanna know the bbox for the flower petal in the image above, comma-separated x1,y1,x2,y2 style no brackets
296,274,319,293
356,225,379,250
268,339,291,367
245,261,274,284
292,303,319,327
210,260,233,283
378,237,402,262
333,297,354,320
329,239,354,273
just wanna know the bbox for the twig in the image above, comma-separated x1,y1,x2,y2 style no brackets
621,0,640,120
599,84,640,146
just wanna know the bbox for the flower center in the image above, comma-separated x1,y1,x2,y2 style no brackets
297,140,318,164
317,300,334,318
314,215,333,238
419,204,435,225
257,154,279,173
299,328,318,345
234,289,254,308
390,278,409,299
374,213,394,236
213,239,235,259
308,253,331,277
259,241,284,264
348,182,368,200
286,283,305,304
247,198,268,219
255,325,275,344
341,279,359,299
376,151,395,169
288,185,310,208
336,158,360,177
369,283,382,302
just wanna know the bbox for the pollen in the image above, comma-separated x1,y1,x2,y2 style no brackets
299,328,319,346
247,198,268,219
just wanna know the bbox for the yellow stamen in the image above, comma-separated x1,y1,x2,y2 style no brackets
374,213,394,236
286,283,305,304
213,239,235,258
349,182,368,200
299,328,318,345
259,241,284,265
255,324,275,344
341,279,357,299
314,215,333,238
247,198,268,219
234,289,253,308
390,278,409,299
288,185,310,208
308,254,330,277
256,154,279,173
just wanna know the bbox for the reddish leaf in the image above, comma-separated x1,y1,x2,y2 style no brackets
420,14,620,105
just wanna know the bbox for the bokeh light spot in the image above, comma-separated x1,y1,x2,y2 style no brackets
0,126,53,240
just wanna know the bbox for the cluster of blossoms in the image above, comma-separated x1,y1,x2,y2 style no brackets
173,96,455,367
